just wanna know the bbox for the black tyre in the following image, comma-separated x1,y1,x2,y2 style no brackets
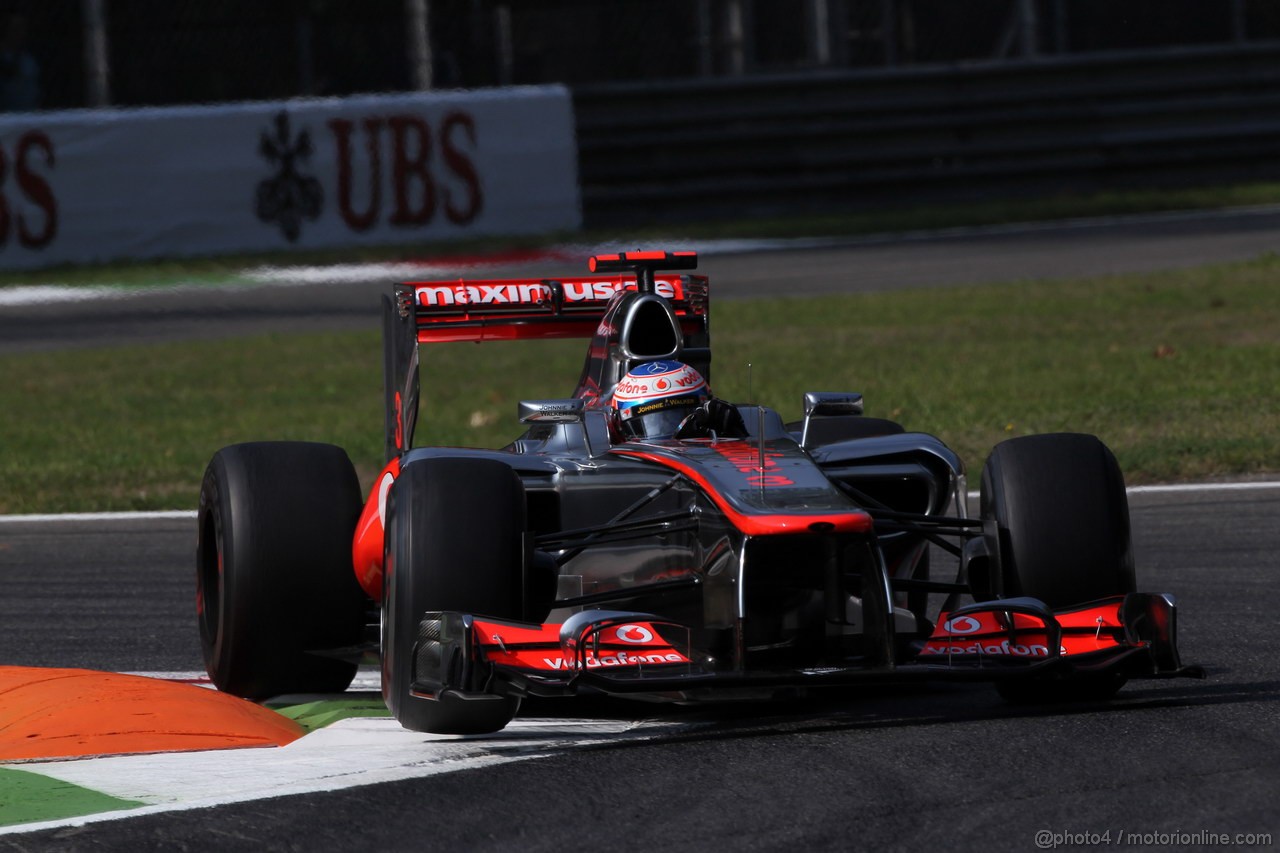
382,457,525,734
197,442,367,699
980,433,1135,607
980,433,1135,704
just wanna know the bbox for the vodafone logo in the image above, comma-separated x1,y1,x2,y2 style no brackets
615,624,653,644
921,641,1050,658
943,616,983,635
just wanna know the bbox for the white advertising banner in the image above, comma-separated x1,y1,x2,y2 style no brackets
0,86,580,271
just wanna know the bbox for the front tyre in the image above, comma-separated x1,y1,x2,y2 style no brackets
382,457,526,734
980,433,1136,704
981,433,1135,606
197,442,367,699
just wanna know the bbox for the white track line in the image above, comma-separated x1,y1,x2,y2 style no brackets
962,481,1280,500
1125,481,1280,493
120,671,385,692
0,510,197,523
13,203,1280,305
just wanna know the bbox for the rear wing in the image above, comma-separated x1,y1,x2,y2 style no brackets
397,273,708,343
383,252,710,461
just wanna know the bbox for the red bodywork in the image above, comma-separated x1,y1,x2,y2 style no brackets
352,457,399,601
407,274,706,344
456,598,1149,682
471,618,691,673
923,600,1127,661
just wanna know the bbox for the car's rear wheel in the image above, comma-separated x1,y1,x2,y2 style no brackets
382,457,525,734
197,442,368,699
979,433,1136,703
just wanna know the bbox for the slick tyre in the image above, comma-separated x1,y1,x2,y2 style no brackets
981,433,1135,606
382,457,525,734
197,442,368,699
980,433,1135,704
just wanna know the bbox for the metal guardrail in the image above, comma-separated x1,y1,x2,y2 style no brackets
573,42,1280,225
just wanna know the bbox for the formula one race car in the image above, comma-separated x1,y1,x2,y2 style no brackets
196,250,1201,734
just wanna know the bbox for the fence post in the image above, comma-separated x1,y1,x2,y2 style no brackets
406,0,433,90
807,0,832,67
725,0,747,76
82,0,111,107
495,4,514,85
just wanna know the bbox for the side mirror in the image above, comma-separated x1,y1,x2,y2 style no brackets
803,391,864,418
519,398,586,424
800,392,863,449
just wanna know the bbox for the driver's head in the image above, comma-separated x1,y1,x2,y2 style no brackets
611,360,709,440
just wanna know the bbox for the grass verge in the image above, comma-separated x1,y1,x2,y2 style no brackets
1,253,1277,514
0,767,142,827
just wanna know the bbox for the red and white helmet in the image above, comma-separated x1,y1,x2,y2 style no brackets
611,360,709,439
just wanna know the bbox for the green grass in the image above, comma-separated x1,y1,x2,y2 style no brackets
2,253,1277,514
7,180,1280,287
268,696,391,732
0,767,142,827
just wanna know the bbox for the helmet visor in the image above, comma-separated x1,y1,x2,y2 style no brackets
618,396,702,439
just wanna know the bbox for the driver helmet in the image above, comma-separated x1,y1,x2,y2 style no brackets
611,360,709,440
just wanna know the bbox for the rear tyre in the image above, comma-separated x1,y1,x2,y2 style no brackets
980,433,1136,704
197,442,367,699
382,457,525,734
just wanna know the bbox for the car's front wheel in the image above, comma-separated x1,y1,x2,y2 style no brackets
979,432,1136,703
382,457,526,734
981,432,1135,605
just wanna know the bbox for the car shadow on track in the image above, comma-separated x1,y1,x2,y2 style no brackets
510,672,1268,748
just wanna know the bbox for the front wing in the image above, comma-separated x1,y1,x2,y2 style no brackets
409,594,1203,704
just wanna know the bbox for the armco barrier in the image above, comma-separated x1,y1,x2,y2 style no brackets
573,42,1280,225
